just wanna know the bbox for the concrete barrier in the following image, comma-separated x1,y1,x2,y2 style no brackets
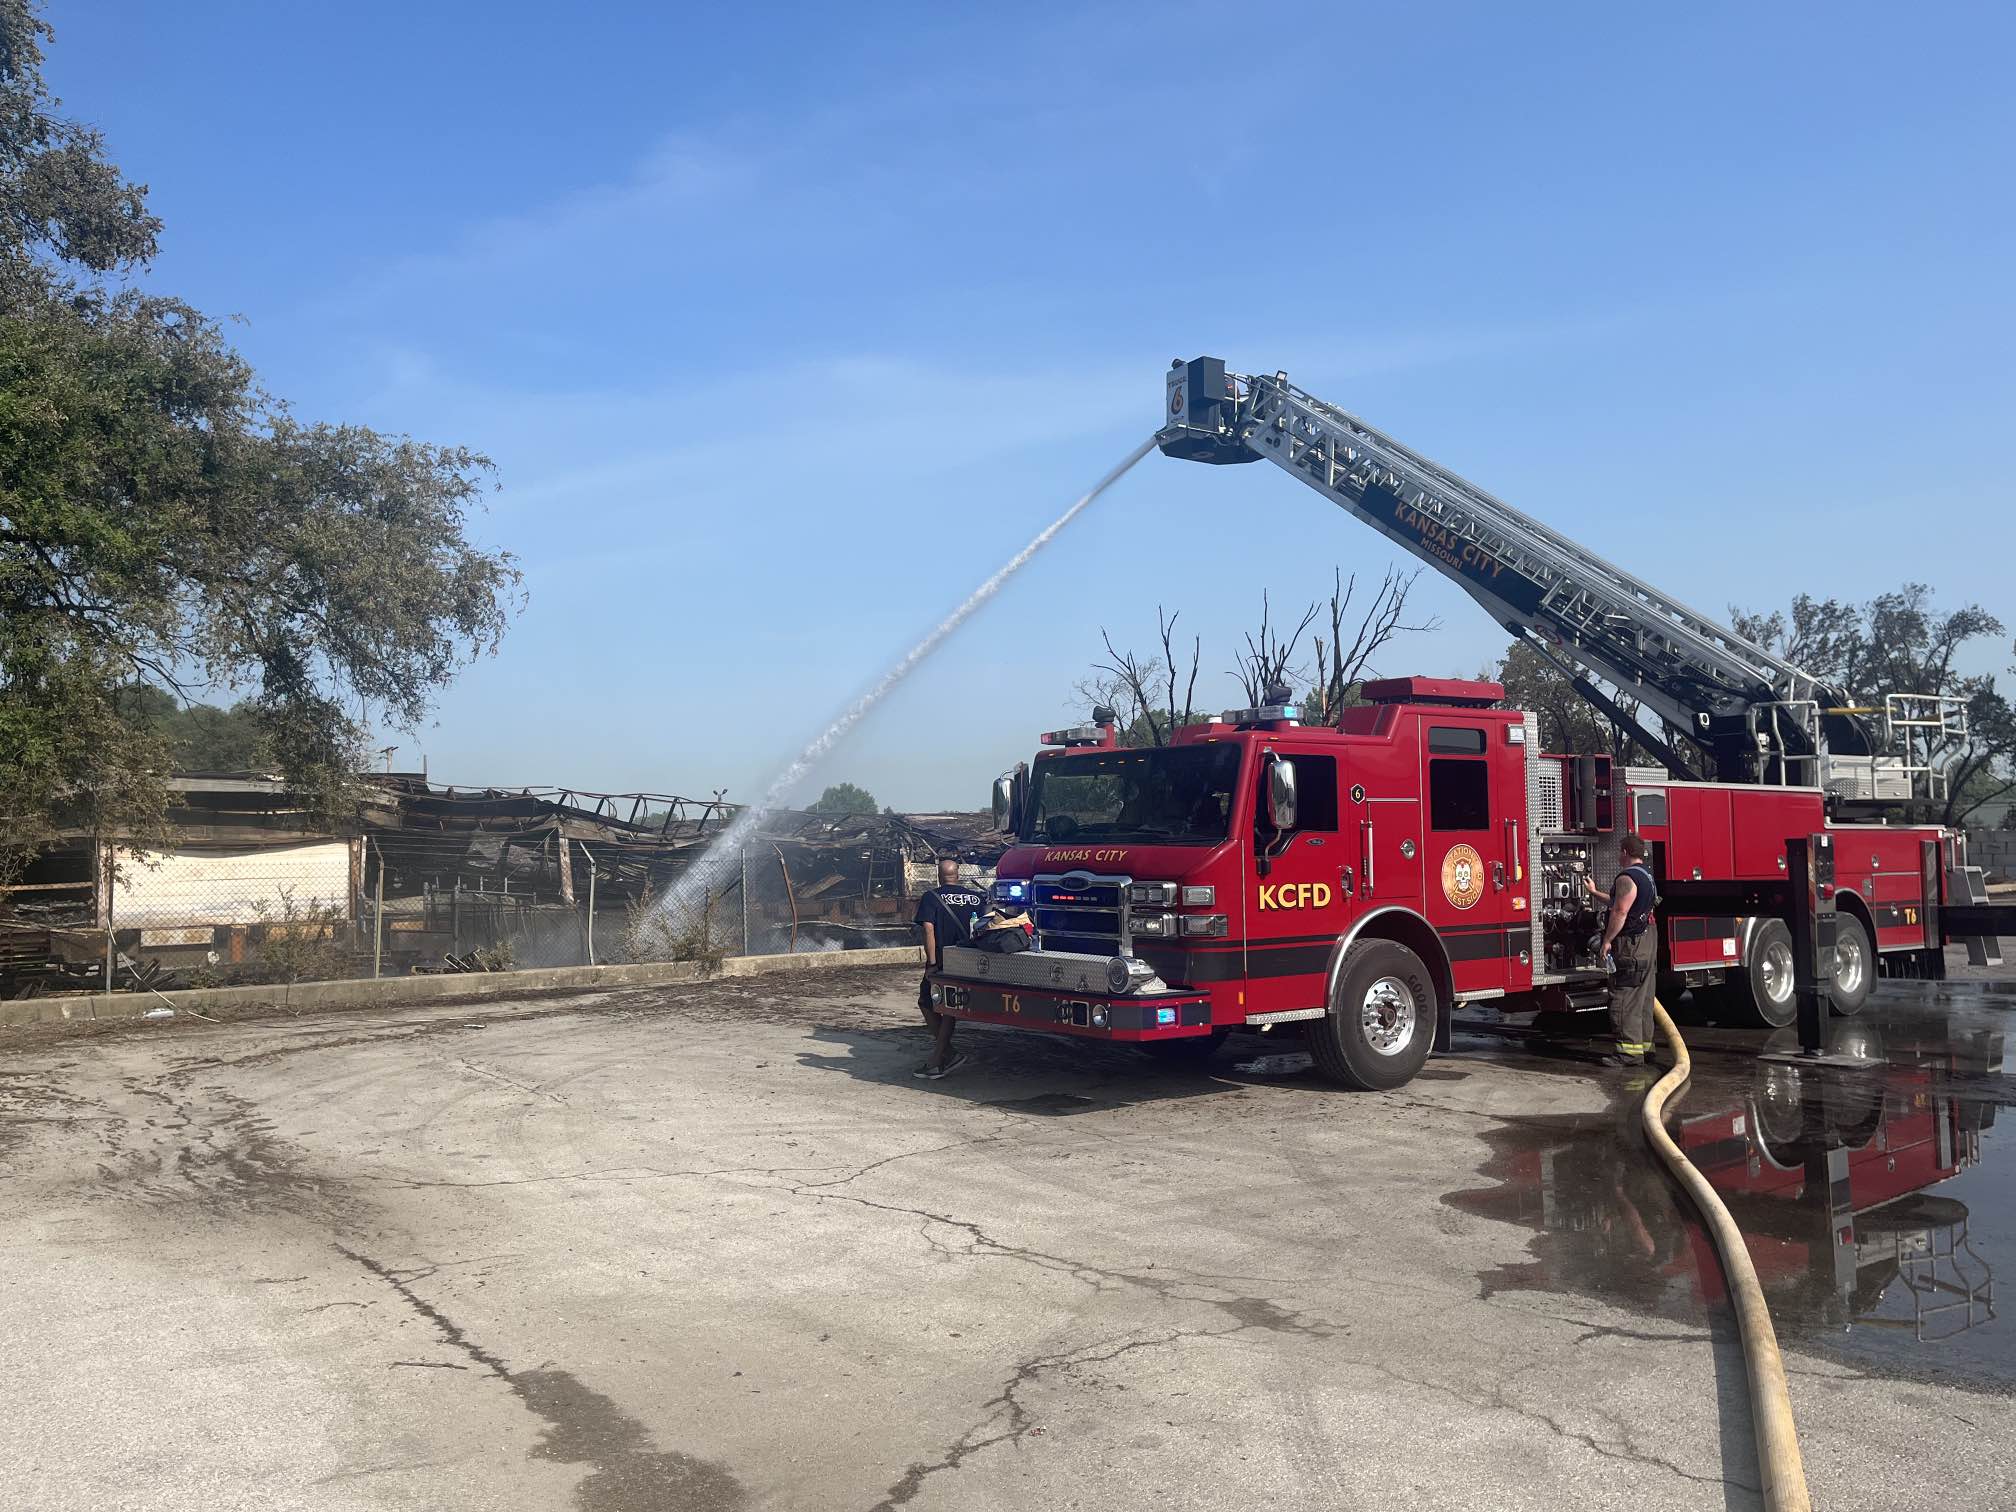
0,945,924,1029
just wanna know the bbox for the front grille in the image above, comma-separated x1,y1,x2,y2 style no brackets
1033,873,1130,956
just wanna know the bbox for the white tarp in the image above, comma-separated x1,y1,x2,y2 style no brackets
113,842,353,929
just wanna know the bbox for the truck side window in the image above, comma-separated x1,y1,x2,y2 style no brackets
1257,754,1339,836
1427,726,1487,755
1429,759,1489,830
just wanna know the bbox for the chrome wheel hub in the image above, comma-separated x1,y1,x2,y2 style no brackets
1360,976,1417,1057
1834,933,1865,996
1760,940,1795,1006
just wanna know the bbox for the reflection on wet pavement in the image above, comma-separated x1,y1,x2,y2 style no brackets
1447,982,2015,1393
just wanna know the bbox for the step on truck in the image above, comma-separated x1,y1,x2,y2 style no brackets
926,358,2003,1090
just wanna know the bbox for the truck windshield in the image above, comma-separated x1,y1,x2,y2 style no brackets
1024,744,1243,844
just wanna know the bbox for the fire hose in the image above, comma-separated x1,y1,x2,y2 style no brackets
1643,999,1812,1512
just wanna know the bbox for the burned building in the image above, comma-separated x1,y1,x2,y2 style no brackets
1,773,1007,996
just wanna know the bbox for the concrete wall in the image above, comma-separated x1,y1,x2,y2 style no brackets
0,944,923,1028
1966,829,2016,881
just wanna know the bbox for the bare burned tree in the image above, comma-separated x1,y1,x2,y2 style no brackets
1160,608,1202,737
1305,567,1441,725
1090,630,1165,745
1232,591,1321,707
1087,575,1438,741
1085,607,1202,746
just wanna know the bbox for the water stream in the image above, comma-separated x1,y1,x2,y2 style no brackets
652,436,1156,939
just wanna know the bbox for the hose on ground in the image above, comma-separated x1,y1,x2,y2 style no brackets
1642,998,1812,1512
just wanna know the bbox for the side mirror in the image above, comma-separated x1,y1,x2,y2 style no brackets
1266,755,1298,832
992,765,1027,835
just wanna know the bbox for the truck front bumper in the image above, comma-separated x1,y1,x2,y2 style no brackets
928,976,1217,1041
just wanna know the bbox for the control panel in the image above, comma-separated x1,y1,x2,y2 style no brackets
1538,837,1606,972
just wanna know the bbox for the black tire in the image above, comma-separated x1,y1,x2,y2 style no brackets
1829,912,1874,1017
1722,918,1798,1028
1137,1030,1228,1065
1308,939,1437,1090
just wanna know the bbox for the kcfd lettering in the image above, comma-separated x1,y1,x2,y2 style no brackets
1258,882,1333,910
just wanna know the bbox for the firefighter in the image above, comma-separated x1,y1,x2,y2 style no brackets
1588,832,1660,1066
913,856,984,1079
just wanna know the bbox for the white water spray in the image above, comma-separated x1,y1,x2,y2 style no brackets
656,436,1156,933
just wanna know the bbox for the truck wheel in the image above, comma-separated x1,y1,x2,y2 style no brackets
1829,913,1873,1016
1137,1030,1228,1064
1309,939,1437,1091
1723,918,1798,1028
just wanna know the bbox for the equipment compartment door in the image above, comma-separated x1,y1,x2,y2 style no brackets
1420,719,1529,993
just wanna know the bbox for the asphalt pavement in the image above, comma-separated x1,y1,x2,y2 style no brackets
2,961,2012,1510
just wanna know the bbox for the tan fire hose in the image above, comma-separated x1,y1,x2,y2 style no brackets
1643,999,1812,1512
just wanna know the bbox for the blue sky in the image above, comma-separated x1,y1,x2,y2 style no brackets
56,2,2015,808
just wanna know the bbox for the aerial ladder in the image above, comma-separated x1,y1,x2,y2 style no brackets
1157,356,1964,799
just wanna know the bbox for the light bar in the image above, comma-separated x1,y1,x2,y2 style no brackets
1041,724,1109,747
1222,704,1299,725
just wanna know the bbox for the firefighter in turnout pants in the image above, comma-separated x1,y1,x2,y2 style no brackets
1589,832,1660,1067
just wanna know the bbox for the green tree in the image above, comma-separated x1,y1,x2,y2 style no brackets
0,2,520,860
114,686,274,771
807,782,879,816
1485,640,1667,763
1731,585,2010,826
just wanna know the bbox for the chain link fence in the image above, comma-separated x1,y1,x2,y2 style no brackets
6,806,1000,999
100,839,369,992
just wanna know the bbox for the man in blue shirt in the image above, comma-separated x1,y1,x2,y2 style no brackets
913,857,984,1079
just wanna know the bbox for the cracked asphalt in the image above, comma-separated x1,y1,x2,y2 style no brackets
2,964,2011,1510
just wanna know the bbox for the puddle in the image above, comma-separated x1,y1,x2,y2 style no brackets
1446,986,2016,1393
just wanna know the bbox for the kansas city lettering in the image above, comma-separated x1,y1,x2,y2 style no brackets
1044,848,1130,864
1392,499,1506,582
1259,882,1333,910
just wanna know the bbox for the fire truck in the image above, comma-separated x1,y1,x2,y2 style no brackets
929,358,2000,1089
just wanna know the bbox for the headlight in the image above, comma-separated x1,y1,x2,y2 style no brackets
1106,955,1154,994
1178,914,1228,938
1129,882,1177,906
1133,914,1175,938
1180,884,1216,907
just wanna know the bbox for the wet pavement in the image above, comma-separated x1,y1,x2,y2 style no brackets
1444,980,2016,1396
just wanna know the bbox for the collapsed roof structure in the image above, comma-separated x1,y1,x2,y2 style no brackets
1,774,1010,994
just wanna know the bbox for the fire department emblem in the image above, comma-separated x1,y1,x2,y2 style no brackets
1441,844,1485,911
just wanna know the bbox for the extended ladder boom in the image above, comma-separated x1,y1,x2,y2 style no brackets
1157,357,1874,782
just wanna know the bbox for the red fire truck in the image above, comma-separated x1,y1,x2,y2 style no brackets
929,359,1997,1089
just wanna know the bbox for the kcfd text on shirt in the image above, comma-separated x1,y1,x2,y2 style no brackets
914,884,985,964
